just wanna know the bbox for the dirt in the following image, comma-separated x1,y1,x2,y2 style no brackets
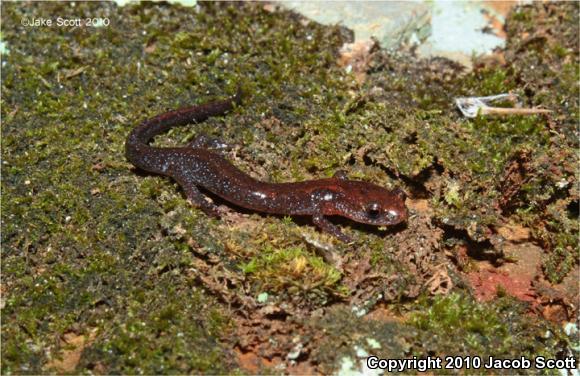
466,242,541,303
45,330,97,373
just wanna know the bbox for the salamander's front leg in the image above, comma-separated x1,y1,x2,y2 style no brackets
312,214,352,243
182,183,221,218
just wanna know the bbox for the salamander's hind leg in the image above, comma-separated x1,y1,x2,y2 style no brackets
189,134,230,151
313,214,352,243
181,183,221,218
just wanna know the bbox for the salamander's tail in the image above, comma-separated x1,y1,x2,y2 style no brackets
125,89,242,173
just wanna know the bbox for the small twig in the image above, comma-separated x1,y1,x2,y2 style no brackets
481,107,552,116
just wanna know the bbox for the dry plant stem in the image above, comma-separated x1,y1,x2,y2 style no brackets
481,107,552,116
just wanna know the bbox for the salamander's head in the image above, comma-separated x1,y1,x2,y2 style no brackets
320,176,408,226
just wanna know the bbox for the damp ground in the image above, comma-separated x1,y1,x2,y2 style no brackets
2,2,578,374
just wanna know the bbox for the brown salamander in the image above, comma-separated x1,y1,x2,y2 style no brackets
125,92,408,242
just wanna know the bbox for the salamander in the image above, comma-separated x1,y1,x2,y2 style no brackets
125,92,408,242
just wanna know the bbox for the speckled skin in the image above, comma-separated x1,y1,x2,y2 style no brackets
125,94,408,242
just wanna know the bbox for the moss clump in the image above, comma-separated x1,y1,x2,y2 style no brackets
543,246,577,284
409,293,575,374
242,245,347,301
411,294,510,352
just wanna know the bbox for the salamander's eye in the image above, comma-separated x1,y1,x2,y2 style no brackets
367,203,381,219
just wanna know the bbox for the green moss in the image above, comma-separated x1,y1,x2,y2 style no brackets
411,294,509,351
308,293,575,374
463,67,515,96
1,1,352,372
241,245,346,299
543,246,576,284
409,293,573,374
363,3,578,276
77,289,234,374
2,1,578,373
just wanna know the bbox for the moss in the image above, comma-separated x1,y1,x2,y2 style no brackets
1,1,353,372
241,245,346,300
409,293,574,374
308,293,575,374
2,1,578,373
76,289,235,374
411,294,510,352
543,246,576,284
363,2,578,275
462,67,515,96
309,306,417,375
